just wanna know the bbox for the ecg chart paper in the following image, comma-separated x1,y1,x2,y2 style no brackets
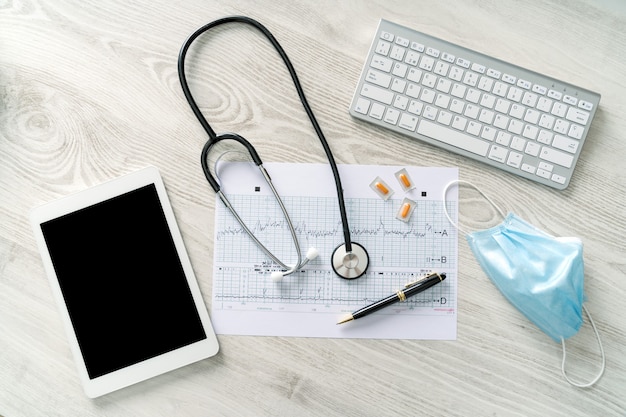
211,163,458,340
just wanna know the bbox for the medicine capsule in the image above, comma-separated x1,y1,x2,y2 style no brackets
399,174,411,188
375,182,389,195
400,202,411,218
369,176,394,200
395,168,415,192
396,197,416,222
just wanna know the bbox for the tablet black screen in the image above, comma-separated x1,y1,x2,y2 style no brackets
40,184,207,379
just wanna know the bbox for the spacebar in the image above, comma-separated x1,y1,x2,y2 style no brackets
417,120,490,157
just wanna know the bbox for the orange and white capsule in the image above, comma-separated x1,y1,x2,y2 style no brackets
394,168,415,192
369,176,394,200
396,198,416,222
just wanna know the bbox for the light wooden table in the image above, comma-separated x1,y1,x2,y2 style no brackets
2,1,625,416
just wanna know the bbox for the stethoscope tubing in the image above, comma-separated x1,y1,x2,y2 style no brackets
177,15,354,252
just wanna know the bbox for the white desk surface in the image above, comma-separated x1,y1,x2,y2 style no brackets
2,1,625,416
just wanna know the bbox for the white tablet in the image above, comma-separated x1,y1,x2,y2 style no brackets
30,166,219,398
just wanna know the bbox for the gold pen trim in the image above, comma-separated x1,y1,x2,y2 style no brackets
404,272,442,288
397,290,406,302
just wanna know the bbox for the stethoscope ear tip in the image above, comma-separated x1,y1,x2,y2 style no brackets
306,247,319,260
271,271,284,282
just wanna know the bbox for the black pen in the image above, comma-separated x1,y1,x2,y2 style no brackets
337,272,446,324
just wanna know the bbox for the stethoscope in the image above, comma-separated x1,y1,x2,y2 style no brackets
178,16,369,282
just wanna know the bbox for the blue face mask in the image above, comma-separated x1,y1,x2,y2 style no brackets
444,181,605,388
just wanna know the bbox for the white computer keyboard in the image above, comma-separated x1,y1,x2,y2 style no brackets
349,19,600,190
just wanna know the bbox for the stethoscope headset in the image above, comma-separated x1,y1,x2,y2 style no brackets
178,16,369,282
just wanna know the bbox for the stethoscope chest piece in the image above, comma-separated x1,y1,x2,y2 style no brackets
331,242,369,280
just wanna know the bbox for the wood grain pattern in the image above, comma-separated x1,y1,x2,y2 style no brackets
2,0,625,416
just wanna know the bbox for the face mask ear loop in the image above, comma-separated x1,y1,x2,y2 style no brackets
560,304,606,388
443,180,506,236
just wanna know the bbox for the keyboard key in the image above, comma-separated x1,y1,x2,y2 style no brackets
399,113,418,131
410,41,424,52
467,121,482,136
537,130,553,145
438,110,453,126
361,84,394,104
396,36,410,47
552,135,579,154
390,45,406,60
419,56,435,71
553,119,570,134
568,124,584,140
391,78,407,93
370,103,385,119
464,104,479,119
507,151,523,168
393,95,409,110
539,161,554,172
551,102,568,118
384,108,400,124
494,98,511,114
548,90,563,100
418,120,489,156
563,95,578,105
496,131,512,146
354,98,370,114
456,57,470,68
536,97,553,112
481,125,496,141
521,163,536,174
407,68,423,83
405,51,420,66
408,100,423,115
578,100,593,111
488,145,508,163
392,63,408,77
366,69,392,88
471,63,486,73
509,104,525,119
406,84,421,98
423,105,438,120
539,147,574,168
507,87,523,102
536,168,551,179
441,52,455,63
551,173,567,185
493,114,509,129
421,88,436,103
434,61,450,76
451,115,468,130
381,31,394,42
493,82,508,97
565,107,590,125
502,73,516,84
525,141,541,157
487,68,501,78
371,55,393,72
510,136,526,151
449,67,464,81
376,40,391,55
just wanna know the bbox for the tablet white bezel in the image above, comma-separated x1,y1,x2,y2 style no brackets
30,166,219,398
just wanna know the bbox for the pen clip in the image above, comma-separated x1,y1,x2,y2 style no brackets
405,272,438,288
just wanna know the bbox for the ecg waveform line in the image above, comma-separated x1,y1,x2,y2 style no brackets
215,194,457,270
213,267,455,311
216,216,449,241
